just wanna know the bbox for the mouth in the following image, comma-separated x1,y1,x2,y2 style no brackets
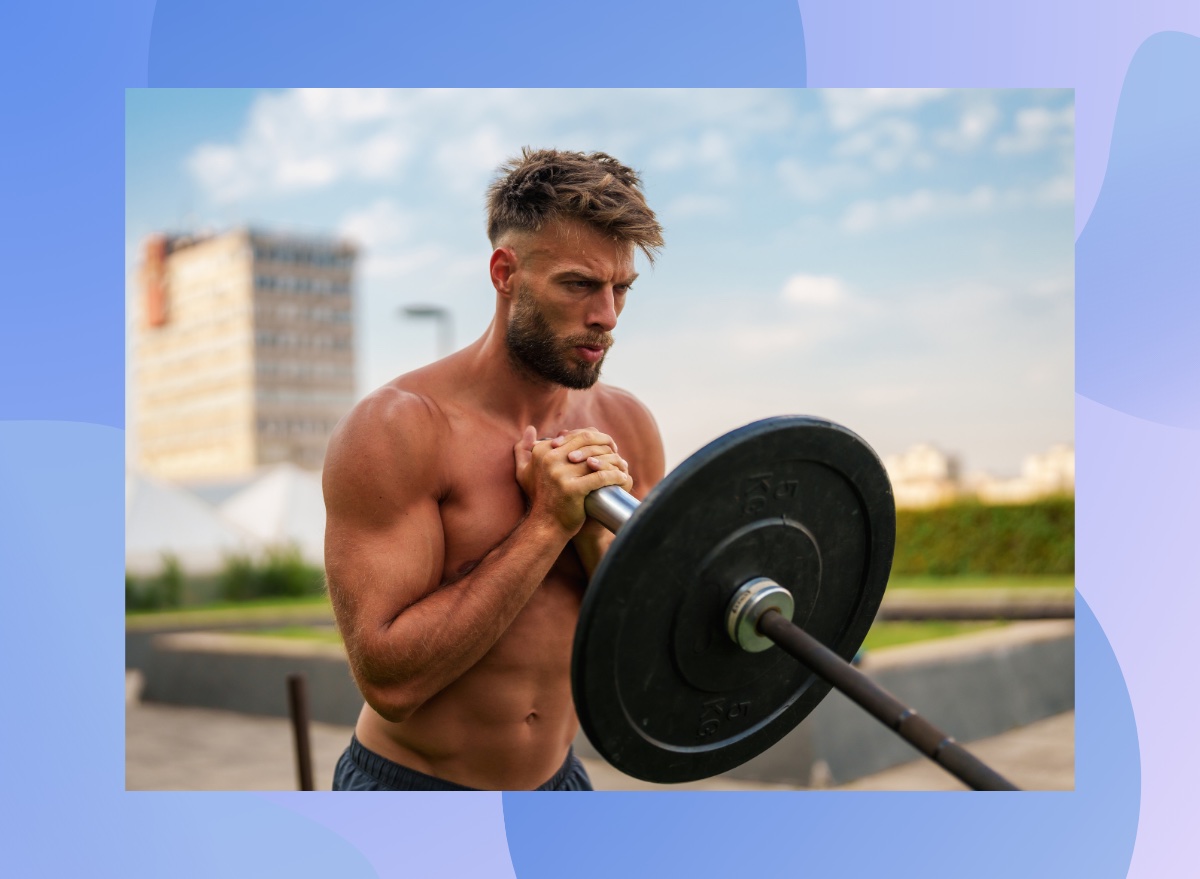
573,345,607,365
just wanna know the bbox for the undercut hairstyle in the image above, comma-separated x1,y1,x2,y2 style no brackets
486,148,664,263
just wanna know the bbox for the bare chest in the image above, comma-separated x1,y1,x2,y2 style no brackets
435,433,586,585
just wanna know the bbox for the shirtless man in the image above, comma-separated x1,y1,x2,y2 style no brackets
323,148,666,790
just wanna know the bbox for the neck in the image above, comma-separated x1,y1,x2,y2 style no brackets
462,319,578,432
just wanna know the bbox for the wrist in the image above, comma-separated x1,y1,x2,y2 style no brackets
521,505,580,545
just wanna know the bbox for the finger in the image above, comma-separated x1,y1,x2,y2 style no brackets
583,452,628,473
514,425,536,468
566,443,619,464
576,466,635,495
556,428,616,455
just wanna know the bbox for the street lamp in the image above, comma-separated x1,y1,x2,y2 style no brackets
399,304,454,359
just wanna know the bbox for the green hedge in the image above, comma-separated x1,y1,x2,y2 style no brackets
892,497,1074,575
125,554,185,610
218,546,327,602
125,546,327,610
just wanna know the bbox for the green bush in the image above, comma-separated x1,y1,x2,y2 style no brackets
259,545,325,598
126,554,185,610
218,553,258,602
892,497,1074,576
218,546,326,602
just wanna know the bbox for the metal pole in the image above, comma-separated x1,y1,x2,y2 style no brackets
286,673,315,791
756,609,1020,791
399,305,454,358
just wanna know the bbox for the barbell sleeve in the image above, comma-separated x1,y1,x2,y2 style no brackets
584,484,639,533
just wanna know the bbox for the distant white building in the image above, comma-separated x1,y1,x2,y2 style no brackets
883,444,961,509
885,442,1074,508
969,444,1075,504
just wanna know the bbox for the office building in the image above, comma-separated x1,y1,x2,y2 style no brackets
132,228,357,480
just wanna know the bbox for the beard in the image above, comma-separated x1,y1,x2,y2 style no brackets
505,287,613,390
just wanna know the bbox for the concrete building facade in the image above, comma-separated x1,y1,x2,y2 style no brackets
132,228,357,480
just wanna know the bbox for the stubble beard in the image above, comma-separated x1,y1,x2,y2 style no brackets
504,287,612,390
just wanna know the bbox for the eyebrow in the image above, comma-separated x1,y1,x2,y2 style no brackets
553,269,640,286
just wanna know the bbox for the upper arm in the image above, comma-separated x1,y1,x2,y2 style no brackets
322,388,446,669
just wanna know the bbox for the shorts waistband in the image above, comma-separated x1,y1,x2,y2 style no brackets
345,735,578,791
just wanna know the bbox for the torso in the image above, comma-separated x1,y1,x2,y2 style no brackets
352,357,649,789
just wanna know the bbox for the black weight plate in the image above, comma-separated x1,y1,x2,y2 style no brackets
571,415,896,783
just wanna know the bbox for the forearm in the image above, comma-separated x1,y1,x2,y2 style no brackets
354,513,571,720
571,519,616,579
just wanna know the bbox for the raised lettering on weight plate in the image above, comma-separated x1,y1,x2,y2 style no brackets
742,473,774,515
743,472,801,514
697,698,753,738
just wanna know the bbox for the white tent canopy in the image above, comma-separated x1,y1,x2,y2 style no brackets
126,471,261,576
219,462,326,566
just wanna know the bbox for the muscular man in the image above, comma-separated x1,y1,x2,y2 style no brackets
323,148,666,790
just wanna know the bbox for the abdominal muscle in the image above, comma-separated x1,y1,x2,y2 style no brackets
353,566,585,791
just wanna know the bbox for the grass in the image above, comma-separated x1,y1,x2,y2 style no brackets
886,574,1074,590
860,620,1007,651
125,594,333,629
239,625,344,644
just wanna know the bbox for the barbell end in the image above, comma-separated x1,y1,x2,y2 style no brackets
725,577,796,652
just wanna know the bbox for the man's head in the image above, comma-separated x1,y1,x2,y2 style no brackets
487,149,664,389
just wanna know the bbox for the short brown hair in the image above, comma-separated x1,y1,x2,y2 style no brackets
486,148,664,263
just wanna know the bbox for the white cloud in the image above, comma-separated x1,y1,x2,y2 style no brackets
781,274,849,307
822,89,949,130
662,194,728,220
337,199,412,249
337,199,447,280
187,89,417,203
841,185,999,233
1029,277,1074,298
1033,172,1074,204
187,89,800,205
434,125,511,194
996,105,1075,154
833,117,922,172
935,99,1001,151
645,128,739,184
776,158,867,202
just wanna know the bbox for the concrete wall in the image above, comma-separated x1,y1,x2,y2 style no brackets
137,621,1074,787
140,632,363,726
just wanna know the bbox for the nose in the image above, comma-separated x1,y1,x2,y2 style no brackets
587,287,619,333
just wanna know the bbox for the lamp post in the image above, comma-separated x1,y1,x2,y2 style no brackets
399,304,454,359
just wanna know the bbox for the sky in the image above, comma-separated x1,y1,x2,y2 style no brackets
125,88,1074,476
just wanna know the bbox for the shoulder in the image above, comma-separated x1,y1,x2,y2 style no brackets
323,382,450,516
591,383,665,492
592,383,661,442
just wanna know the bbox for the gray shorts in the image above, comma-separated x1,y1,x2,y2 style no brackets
332,735,594,791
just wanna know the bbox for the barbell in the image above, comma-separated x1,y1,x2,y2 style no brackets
572,415,1020,791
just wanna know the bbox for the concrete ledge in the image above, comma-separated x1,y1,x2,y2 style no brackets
140,632,363,726
877,588,1074,620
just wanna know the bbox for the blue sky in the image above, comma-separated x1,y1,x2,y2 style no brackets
126,88,1074,476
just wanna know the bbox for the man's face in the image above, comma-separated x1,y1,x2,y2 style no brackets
503,221,637,390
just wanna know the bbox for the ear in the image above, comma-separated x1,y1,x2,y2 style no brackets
490,246,519,299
